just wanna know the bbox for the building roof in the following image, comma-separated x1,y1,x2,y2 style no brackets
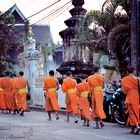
5,4,27,24
3,4,53,64
32,25,53,45
13,24,53,45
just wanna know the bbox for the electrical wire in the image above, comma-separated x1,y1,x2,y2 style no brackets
40,4,72,24
2,1,72,38
5,0,61,25
34,1,71,24
27,0,61,19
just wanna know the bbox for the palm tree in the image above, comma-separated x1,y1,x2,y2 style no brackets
108,24,130,77
101,0,131,77
80,0,131,77
74,0,132,77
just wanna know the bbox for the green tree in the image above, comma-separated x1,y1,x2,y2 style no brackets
0,11,15,57
85,0,131,77
0,10,25,74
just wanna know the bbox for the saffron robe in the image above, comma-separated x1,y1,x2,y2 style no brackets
15,77,28,111
76,82,91,121
88,73,106,120
62,77,79,115
43,76,60,112
0,78,6,110
10,78,18,111
121,75,140,126
0,77,13,110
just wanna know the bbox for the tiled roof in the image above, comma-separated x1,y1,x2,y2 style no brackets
32,25,53,45
13,24,53,45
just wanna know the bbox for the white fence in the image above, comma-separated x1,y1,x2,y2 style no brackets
32,86,66,108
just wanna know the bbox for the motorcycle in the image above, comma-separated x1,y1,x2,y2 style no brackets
103,84,115,122
112,88,128,125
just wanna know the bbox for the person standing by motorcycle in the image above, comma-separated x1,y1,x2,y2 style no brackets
121,66,140,134
88,66,106,128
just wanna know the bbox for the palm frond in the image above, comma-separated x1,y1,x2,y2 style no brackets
107,24,130,56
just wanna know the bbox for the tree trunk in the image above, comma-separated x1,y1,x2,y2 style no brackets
131,0,139,76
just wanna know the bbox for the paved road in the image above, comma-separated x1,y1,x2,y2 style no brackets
0,111,139,140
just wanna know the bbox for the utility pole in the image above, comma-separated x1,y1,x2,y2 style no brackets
131,0,139,76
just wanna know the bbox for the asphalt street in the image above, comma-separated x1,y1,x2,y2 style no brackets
0,111,139,140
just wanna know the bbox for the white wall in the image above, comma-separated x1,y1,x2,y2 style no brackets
32,86,66,108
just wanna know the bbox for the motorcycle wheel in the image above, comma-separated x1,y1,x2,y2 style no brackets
113,109,127,125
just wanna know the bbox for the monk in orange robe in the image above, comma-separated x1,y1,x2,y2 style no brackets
10,74,18,114
43,70,59,120
76,74,91,126
61,71,79,123
121,66,140,134
0,75,6,111
88,66,106,128
0,72,13,114
15,71,30,116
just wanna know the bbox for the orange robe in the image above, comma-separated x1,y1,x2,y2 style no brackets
0,78,6,110
43,76,60,112
10,78,17,111
0,77,13,110
15,77,28,111
61,77,79,115
76,82,91,121
121,75,140,126
88,73,106,120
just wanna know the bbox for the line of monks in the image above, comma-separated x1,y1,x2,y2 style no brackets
43,67,107,129
43,66,140,135
0,66,139,135
0,71,30,116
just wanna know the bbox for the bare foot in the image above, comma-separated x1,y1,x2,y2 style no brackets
100,122,104,128
74,120,78,123
83,124,86,126
65,119,70,122
93,126,99,129
47,118,52,121
87,123,90,127
135,128,140,135
56,116,59,120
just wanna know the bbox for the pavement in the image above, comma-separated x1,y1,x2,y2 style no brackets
30,105,66,115
0,111,140,140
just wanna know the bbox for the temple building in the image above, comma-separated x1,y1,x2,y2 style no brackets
2,4,53,68
59,0,87,62
57,0,95,76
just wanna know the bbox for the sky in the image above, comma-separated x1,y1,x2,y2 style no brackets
0,0,105,44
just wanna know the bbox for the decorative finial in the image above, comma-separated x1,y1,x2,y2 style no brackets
28,25,33,34
32,38,36,44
